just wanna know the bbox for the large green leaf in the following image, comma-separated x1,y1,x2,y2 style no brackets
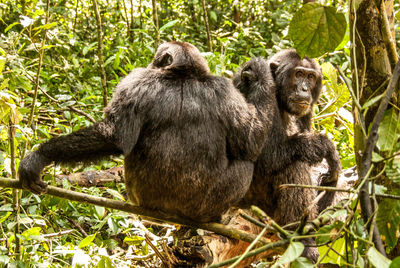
290,257,313,268
367,247,391,268
377,108,400,152
288,3,346,58
272,241,304,267
376,197,400,252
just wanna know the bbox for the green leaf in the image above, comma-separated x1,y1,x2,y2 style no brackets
159,20,179,32
98,256,113,268
78,233,96,248
390,257,400,268
273,241,304,267
290,257,313,268
362,94,384,110
288,3,347,58
318,237,346,265
124,236,145,245
0,57,6,73
376,198,400,252
82,42,97,56
5,22,19,33
377,109,400,152
106,188,125,201
210,11,218,22
95,206,106,219
367,247,391,268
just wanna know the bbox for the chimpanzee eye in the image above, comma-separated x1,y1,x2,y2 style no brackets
308,74,315,80
295,71,303,78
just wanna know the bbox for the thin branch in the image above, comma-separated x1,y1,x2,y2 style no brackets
228,227,268,268
206,240,288,268
281,183,400,200
92,0,108,107
0,178,271,245
200,0,212,51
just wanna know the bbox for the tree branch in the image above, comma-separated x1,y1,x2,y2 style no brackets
0,178,271,245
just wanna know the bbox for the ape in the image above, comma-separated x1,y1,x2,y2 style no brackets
19,42,274,223
234,50,341,225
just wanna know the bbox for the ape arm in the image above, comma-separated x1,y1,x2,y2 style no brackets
19,121,123,194
223,84,271,162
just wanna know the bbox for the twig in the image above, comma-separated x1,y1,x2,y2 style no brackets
42,229,75,238
145,234,170,267
228,227,268,268
201,0,212,51
282,183,400,201
251,206,290,238
207,240,287,268
0,178,270,245
239,212,274,232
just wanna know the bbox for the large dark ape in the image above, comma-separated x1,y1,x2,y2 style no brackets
18,42,274,223
234,50,341,225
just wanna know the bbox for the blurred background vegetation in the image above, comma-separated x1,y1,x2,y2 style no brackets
1,0,400,267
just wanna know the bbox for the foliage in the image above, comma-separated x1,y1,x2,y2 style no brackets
0,0,399,267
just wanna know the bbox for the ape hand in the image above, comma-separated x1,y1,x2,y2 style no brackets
18,152,48,194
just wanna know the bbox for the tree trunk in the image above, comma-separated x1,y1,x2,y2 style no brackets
350,0,397,256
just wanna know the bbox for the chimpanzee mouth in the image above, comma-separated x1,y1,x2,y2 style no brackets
293,101,310,109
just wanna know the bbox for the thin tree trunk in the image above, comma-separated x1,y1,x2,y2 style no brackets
200,0,212,51
129,0,134,42
92,0,108,107
151,0,159,48
121,0,130,40
139,0,143,42
27,0,50,128
9,116,20,260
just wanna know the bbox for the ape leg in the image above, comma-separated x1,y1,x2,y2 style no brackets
273,162,317,225
19,121,122,194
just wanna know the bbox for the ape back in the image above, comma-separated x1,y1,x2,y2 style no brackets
18,42,269,223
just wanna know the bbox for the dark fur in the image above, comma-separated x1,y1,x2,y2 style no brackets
19,41,273,223
234,50,341,224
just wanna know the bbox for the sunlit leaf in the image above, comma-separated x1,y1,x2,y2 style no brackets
377,108,400,152
289,3,346,58
159,20,179,32
78,233,96,248
367,247,391,268
124,236,145,245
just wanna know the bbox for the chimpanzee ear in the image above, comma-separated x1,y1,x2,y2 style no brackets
269,60,280,78
154,52,173,68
